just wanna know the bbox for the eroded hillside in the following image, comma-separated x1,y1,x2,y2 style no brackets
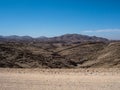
0,40,120,68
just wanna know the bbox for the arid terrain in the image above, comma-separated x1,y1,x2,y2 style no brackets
0,68,120,90
0,0,120,89
0,34,120,90
0,34,120,68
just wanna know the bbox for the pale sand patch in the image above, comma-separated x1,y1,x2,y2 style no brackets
0,68,120,90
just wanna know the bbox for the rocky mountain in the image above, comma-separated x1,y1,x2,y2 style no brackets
0,34,120,68
0,34,119,68
0,34,109,43
48,34,108,43
0,35,34,42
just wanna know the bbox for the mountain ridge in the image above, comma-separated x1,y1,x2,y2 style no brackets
0,34,109,43
0,34,119,68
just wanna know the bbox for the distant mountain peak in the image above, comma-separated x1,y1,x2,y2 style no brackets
0,34,109,43
49,34,109,43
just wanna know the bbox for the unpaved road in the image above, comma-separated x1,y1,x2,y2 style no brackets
0,69,120,90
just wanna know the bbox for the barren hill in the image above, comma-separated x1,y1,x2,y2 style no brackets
0,34,120,68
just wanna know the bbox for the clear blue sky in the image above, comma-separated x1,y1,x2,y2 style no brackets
0,0,120,39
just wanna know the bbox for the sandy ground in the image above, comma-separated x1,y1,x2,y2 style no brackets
0,68,120,90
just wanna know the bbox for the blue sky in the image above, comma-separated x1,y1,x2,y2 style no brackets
0,0,120,39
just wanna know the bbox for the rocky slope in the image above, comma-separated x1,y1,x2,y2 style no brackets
0,34,120,68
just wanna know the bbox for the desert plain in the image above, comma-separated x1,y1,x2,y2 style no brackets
0,68,120,90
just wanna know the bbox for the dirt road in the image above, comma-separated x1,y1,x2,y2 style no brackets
0,69,120,90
